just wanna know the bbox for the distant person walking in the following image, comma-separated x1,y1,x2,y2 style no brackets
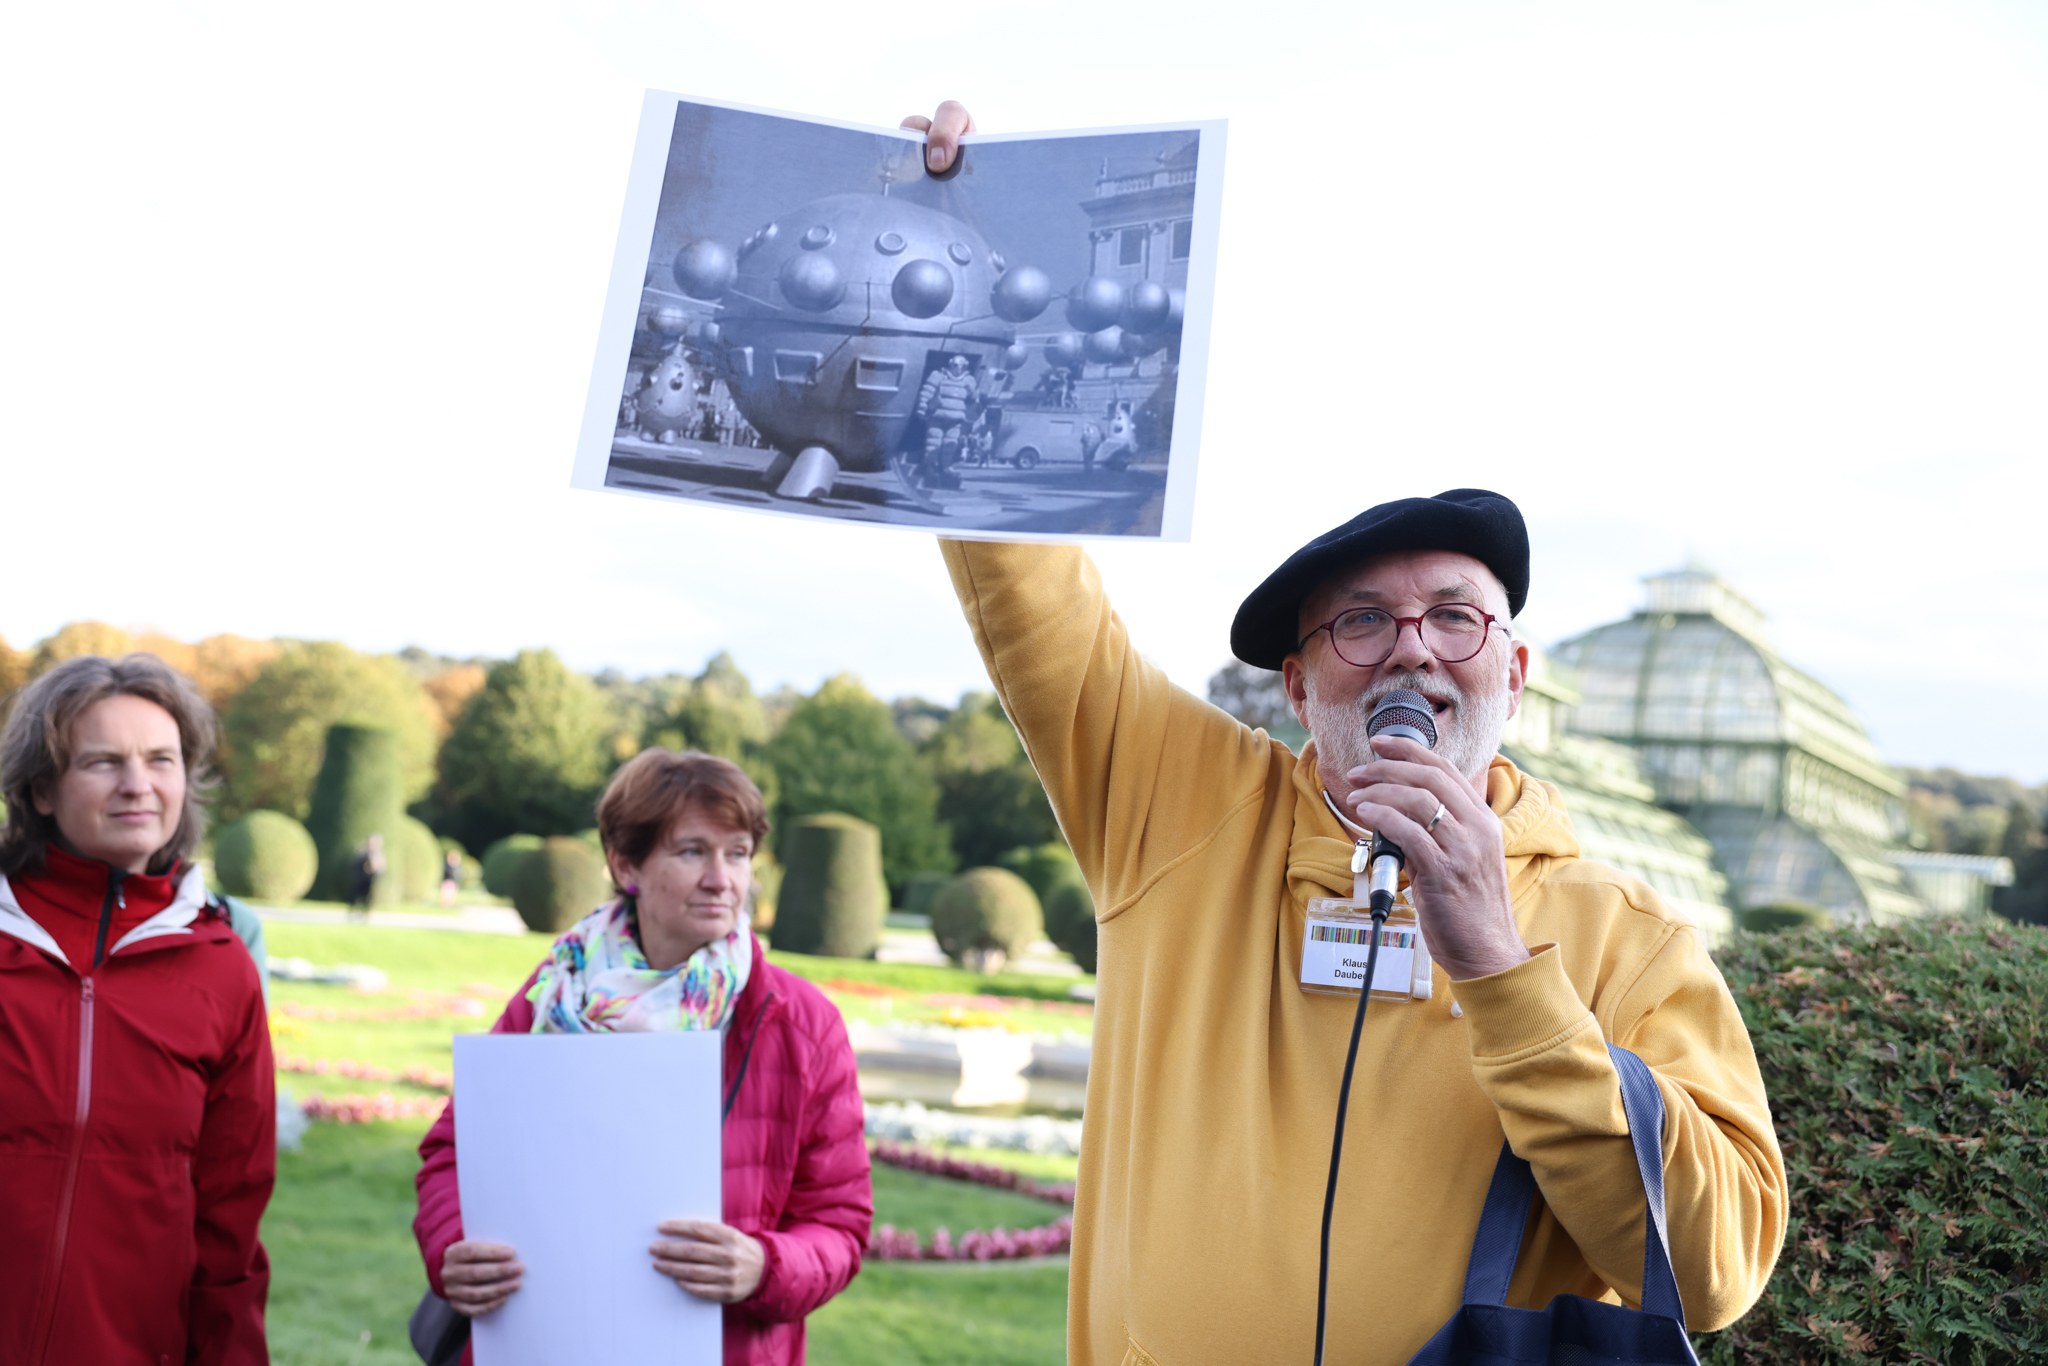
440,849,463,908
349,832,385,920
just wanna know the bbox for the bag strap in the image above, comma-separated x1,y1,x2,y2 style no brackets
1457,1044,1686,1328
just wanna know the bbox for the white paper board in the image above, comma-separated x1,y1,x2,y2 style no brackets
453,1032,723,1365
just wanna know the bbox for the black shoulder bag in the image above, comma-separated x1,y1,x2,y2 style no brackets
1406,1044,1701,1365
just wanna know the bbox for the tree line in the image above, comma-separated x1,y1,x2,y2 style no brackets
0,623,1057,894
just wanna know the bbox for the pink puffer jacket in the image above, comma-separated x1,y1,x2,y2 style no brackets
413,934,872,1365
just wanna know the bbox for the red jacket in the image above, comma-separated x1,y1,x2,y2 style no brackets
0,846,276,1366
414,934,872,1366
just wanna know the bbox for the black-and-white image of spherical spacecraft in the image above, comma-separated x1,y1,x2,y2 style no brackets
671,192,1065,501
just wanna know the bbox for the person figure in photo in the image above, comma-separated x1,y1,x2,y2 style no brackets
413,750,871,1366
0,654,275,1365
914,352,979,490
909,98,1782,1364
1096,399,1135,472
349,831,385,920
440,848,463,908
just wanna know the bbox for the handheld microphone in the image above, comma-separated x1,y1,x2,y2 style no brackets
1363,689,1437,915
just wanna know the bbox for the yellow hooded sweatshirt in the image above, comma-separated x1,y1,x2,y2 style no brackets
941,539,1786,1366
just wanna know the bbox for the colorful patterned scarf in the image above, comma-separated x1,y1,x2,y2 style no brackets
525,897,751,1034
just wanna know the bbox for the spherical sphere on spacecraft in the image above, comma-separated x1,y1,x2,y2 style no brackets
646,305,689,336
1003,342,1030,369
1044,332,1085,368
779,252,847,311
1166,287,1186,332
673,240,737,299
991,265,1052,322
891,258,956,319
1118,330,1157,358
1066,276,1126,333
1084,326,1126,363
1121,280,1171,333
693,321,722,348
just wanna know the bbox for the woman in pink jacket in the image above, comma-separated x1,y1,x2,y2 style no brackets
413,750,872,1365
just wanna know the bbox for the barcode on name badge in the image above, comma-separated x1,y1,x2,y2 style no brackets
1308,924,1415,950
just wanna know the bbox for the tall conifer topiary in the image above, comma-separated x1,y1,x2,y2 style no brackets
305,723,404,902
774,813,886,958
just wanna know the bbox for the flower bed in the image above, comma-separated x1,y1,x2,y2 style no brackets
277,1055,452,1092
864,1100,1083,1157
866,1141,1074,1262
298,1093,448,1123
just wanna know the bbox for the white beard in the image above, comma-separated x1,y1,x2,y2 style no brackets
1303,657,1514,788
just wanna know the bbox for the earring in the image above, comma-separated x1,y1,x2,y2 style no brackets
625,883,640,897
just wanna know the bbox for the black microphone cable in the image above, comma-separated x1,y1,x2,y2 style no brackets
1311,685,1434,1366
1311,856,1394,1366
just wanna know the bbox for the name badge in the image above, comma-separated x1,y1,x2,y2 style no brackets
1300,896,1433,1001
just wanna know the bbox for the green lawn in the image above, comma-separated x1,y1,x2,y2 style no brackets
260,921,1075,1364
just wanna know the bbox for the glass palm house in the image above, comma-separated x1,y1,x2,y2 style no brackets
1541,567,1926,926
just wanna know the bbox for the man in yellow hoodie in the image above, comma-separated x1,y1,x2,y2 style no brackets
936,485,1786,1364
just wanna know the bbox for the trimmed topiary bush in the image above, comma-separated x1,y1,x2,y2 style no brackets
481,834,544,897
1735,901,1833,934
1044,878,1097,974
304,723,404,902
387,816,443,906
212,810,319,904
901,870,951,919
509,836,612,934
997,840,1081,905
1697,916,2048,1363
749,851,783,933
775,814,887,958
932,867,1043,972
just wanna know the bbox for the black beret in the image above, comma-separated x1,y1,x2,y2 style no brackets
1229,488,1529,670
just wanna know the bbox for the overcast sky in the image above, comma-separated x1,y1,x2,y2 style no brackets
5,0,2044,781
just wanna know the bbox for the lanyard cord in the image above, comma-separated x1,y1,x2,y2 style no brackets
1312,833,1397,1366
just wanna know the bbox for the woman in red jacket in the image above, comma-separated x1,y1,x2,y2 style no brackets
413,749,872,1365
0,654,275,1366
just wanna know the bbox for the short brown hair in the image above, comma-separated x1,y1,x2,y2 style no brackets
596,749,770,875
0,653,220,878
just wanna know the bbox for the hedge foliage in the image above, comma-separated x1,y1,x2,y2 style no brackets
303,723,403,902
775,814,886,959
480,834,544,898
931,867,1043,971
900,870,951,919
211,810,318,903
1699,916,2047,1364
389,815,443,905
1043,879,1097,974
997,840,1080,906
510,836,611,934
1736,901,1833,934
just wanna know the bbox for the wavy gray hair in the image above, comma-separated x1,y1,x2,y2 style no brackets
0,653,219,877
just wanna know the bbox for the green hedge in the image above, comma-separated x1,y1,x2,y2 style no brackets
510,836,611,935
211,810,319,903
480,834,544,898
1735,900,1833,934
1043,879,1096,974
1699,915,2047,1363
388,815,443,905
996,840,1079,905
775,814,887,959
304,723,403,902
931,867,1042,971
